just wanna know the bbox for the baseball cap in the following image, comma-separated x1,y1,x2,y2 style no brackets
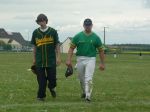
84,18,93,26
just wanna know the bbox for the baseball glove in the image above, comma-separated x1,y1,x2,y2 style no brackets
31,65,38,75
65,66,73,78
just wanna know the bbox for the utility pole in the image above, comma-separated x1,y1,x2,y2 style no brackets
104,27,109,45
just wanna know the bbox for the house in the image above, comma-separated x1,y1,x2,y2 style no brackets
0,28,28,51
8,32,28,50
60,37,76,53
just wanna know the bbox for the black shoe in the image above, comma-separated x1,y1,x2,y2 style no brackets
85,97,91,102
37,97,45,101
81,93,86,98
85,98,91,102
50,89,56,98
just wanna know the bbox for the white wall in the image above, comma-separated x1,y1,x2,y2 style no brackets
0,38,22,50
60,38,76,53
60,38,71,53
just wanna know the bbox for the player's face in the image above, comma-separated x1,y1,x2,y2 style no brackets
83,25,93,32
38,21,47,27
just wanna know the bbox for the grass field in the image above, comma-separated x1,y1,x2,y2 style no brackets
0,52,150,112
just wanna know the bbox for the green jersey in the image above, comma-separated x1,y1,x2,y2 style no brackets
70,31,103,57
31,27,59,67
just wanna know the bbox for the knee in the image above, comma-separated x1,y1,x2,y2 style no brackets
85,79,92,85
85,75,92,83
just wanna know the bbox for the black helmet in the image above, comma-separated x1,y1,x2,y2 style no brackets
36,14,48,24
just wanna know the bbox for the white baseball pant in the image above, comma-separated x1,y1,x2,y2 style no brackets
76,56,96,99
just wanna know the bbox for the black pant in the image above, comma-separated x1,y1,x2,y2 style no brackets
36,67,56,98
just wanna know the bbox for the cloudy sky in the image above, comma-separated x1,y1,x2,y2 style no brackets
0,0,150,44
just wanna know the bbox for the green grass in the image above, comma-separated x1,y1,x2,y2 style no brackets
0,52,150,112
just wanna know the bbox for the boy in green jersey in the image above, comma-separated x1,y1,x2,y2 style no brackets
31,14,61,101
66,18,105,102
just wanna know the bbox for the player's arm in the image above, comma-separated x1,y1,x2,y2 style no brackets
33,46,36,65
66,41,76,67
98,48,105,71
55,43,61,66
31,31,36,65
66,47,75,67
96,36,105,71
66,35,78,67
54,30,61,66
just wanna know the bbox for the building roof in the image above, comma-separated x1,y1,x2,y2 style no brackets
8,32,27,46
0,28,9,38
61,37,72,45
0,28,27,46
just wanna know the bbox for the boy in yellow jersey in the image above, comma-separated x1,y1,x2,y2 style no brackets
31,14,61,101
66,18,105,102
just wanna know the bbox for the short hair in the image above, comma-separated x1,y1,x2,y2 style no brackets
36,14,48,24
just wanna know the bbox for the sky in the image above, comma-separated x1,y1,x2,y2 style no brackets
0,0,150,44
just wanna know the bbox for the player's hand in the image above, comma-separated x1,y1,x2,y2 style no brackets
66,60,72,67
56,58,61,66
99,63,105,71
